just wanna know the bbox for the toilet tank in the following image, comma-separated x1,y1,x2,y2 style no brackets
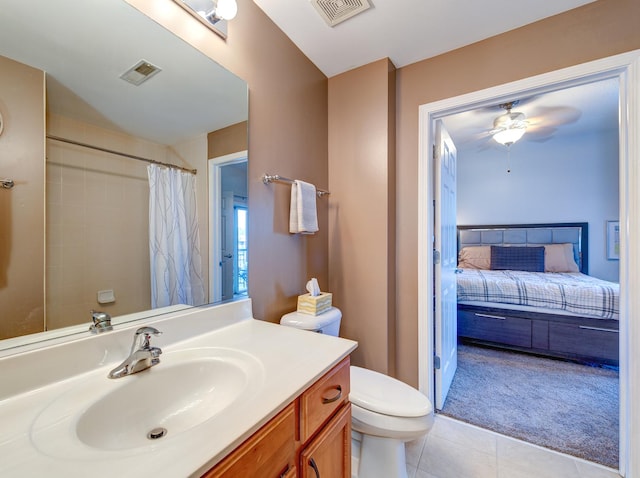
280,307,342,336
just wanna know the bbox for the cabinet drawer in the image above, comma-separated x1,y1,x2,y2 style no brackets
300,356,350,443
549,322,619,361
203,402,296,478
458,310,531,347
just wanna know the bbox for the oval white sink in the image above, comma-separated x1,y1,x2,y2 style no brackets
31,347,264,457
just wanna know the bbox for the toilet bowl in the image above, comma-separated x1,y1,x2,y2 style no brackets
280,308,434,478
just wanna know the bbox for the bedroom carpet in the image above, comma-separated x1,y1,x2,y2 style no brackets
440,344,619,468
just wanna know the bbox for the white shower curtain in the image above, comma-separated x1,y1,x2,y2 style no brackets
148,164,205,309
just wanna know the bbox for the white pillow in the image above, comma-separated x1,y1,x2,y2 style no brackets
544,243,580,273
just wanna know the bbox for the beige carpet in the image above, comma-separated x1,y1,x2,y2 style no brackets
440,344,619,468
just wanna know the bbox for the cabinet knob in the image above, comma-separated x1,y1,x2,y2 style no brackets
321,385,342,404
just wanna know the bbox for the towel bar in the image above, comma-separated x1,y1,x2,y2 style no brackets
1,178,14,189
262,174,329,197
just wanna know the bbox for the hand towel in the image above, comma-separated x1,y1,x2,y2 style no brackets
289,180,318,234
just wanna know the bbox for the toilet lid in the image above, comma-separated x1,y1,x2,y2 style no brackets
280,308,342,330
349,366,433,417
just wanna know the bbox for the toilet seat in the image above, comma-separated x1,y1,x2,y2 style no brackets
350,366,433,418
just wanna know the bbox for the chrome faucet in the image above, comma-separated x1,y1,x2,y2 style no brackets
89,310,113,333
108,327,163,379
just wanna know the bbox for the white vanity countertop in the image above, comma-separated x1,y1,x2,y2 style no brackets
0,299,357,477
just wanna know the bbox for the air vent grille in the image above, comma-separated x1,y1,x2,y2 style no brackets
311,0,371,27
120,60,162,86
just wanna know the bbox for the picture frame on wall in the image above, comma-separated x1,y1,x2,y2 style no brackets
607,220,620,260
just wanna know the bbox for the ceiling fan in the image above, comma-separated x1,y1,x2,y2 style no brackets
489,101,528,146
450,99,583,150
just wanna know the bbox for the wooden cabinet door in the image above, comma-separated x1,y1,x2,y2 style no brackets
300,403,351,478
203,402,296,478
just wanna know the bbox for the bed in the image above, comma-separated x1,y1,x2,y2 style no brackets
456,223,619,365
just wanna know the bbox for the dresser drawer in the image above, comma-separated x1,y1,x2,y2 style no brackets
549,322,619,361
458,309,531,348
300,356,350,443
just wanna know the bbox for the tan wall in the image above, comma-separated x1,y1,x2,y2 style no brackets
127,0,329,322
0,56,45,339
128,0,640,383
46,114,156,328
328,59,396,373
208,121,248,159
46,114,209,329
395,0,640,386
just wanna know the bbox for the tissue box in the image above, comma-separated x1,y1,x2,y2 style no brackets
297,292,333,316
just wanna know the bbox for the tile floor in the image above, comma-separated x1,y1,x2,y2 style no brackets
405,415,621,478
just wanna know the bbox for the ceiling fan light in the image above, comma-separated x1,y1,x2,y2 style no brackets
493,126,526,146
492,110,527,146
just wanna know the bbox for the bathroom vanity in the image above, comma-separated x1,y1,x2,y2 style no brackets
0,299,356,477
205,356,351,477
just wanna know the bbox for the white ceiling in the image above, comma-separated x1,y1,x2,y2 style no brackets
253,0,597,78
253,0,617,151
0,0,247,145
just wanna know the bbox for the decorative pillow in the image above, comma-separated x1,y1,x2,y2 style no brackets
544,243,580,273
458,245,491,270
490,246,545,272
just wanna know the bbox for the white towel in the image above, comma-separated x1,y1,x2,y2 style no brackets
289,180,318,234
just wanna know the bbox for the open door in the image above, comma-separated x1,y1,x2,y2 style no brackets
220,191,235,301
434,119,458,410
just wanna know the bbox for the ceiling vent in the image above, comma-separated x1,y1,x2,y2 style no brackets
120,60,162,86
311,0,371,27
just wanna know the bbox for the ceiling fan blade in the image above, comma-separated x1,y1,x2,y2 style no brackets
526,105,582,127
522,125,558,142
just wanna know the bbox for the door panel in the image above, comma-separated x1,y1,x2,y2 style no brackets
434,119,458,410
221,191,234,301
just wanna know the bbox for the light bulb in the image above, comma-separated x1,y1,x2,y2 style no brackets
216,0,237,20
493,127,526,146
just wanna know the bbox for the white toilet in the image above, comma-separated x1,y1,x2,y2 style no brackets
280,307,434,478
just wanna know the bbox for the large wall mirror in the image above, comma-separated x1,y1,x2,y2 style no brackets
0,0,248,350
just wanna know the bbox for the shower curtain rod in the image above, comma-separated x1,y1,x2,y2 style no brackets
46,135,197,175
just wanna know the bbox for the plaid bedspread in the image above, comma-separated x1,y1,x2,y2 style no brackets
457,269,619,320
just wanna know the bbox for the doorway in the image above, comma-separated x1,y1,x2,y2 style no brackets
417,51,640,477
208,151,248,303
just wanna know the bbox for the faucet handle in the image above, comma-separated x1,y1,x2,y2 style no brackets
134,326,162,350
135,326,162,336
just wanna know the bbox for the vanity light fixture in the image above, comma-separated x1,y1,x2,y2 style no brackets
172,0,238,39
491,102,528,146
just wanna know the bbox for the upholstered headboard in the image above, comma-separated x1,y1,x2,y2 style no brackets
457,222,589,274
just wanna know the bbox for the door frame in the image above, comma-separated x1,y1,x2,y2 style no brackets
417,50,640,476
208,150,248,303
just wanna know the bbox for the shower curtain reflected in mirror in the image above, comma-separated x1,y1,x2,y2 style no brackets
148,165,205,308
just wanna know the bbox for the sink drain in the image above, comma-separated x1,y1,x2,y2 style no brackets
147,427,168,440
